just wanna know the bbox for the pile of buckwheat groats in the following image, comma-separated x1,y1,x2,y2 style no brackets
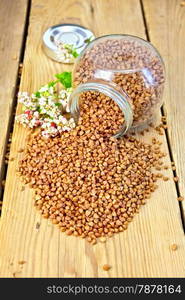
18,90,168,244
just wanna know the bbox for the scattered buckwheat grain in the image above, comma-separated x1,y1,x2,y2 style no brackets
173,177,179,182
103,264,111,271
171,244,178,251
177,197,184,202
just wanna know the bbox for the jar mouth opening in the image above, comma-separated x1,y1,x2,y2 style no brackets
69,82,133,138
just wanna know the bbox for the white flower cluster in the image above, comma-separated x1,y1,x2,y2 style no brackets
59,88,72,112
16,84,76,138
55,41,77,64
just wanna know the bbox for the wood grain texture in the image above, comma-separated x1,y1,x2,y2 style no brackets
0,0,28,193
0,0,185,278
142,0,185,214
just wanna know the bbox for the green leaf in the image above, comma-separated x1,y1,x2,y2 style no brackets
64,44,79,58
71,49,79,58
84,36,94,45
36,106,41,113
55,102,61,107
48,80,57,87
35,91,41,98
55,72,72,89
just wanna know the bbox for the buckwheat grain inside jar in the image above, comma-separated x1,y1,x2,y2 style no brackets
69,34,165,137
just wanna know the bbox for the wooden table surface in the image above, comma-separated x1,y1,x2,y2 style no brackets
0,0,185,278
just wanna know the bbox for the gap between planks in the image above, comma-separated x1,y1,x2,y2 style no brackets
140,0,185,232
0,0,32,210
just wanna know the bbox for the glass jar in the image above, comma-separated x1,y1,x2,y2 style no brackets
69,34,165,137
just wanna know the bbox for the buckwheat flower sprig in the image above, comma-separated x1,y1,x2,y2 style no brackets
16,72,76,137
55,37,94,64
55,40,79,64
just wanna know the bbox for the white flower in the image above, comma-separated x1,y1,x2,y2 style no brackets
62,126,71,131
38,97,47,105
16,84,75,137
31,93,37,99
48,86,54,94
39,85,49,93
33,111,39,118
66,105,70,113
59,115,68,125
18,91,29,98
60,90,67,99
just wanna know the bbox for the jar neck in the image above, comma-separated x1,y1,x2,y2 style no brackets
68,82,133,138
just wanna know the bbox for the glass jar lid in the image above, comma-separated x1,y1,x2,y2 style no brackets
42,23,95,63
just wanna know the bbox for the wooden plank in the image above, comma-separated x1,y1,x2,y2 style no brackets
142,0,185,215
0,0,185,278
0,0,29,192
